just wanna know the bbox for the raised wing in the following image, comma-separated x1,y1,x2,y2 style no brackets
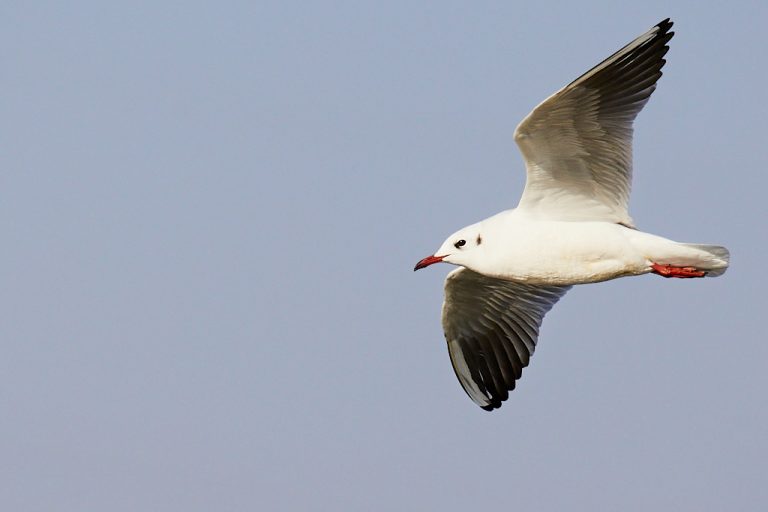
442,268,570,411
513,19,674,226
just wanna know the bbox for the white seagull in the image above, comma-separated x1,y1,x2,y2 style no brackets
414,19,729,411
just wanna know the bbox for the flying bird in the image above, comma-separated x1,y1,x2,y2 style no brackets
414,19,729,411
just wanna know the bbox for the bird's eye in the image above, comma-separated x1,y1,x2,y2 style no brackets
454,239,466,249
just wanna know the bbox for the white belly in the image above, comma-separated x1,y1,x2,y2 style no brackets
478,219,650,285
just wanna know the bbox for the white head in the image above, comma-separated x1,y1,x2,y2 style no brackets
414,222,485,271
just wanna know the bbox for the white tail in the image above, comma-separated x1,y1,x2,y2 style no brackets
680,243,730,277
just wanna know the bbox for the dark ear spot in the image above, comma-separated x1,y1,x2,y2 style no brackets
476,234,482,245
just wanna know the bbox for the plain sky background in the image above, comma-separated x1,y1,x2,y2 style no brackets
2,1,767,510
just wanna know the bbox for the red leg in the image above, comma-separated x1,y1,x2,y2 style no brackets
651,263,706,278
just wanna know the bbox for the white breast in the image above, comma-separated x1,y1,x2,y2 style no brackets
474,212,649,285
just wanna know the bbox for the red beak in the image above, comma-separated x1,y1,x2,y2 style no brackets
414,255,444,271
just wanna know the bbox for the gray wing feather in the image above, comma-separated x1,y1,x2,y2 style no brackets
514,19,674,226
442,268,570,411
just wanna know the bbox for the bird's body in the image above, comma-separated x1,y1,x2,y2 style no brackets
451,210,727,285
414,19,730,411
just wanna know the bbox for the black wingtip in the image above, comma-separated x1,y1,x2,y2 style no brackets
656,18,674,33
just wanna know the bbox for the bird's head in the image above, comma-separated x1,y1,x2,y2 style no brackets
414,223,484,271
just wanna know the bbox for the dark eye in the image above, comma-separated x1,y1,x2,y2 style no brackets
454,239,466,249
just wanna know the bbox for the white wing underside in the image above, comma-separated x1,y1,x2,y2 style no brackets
442,268,570,410
514,19,674,226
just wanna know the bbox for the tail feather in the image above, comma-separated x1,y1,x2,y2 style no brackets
680,243,730,277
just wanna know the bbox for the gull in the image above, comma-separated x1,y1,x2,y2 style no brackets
414,19,729,411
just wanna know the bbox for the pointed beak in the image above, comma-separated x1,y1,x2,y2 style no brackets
414,255,444,271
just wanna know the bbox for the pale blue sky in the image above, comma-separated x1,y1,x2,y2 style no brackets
2,1,767,510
